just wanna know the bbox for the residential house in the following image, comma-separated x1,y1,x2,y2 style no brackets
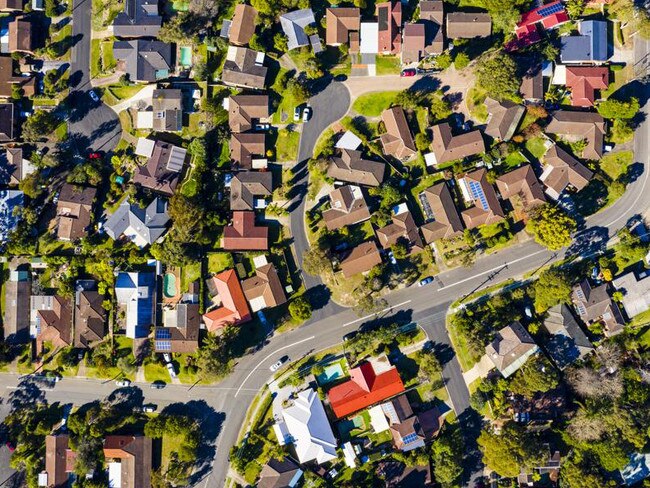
104,197,170,248
419,0,444,55
227,94,269,133
340,240,382,278
458,168,505,229
258,458,304,488
419,182,464,243
222,210,268,250
540,144,593,199
274,388,337,465
229,171,273,211
542,304,594,369
376,1,402,54
0,56,35,98
495,165,546,214
375,202,424,253
151,89,183,131
74,281,107,349
557,65,609,107
112,0,161,38
545,110,605,160
325,8,360,46
7,16,33,53
115,271,156,339
561,20,608,64
154,303,200,353
327,149,385,186
323,185,371,230
32,295,72,354
54,184,96,241
0,189,23,243
429,122,485,166
133,140,187,196
336,130,363,151
328,359,405,418
203,269,251,331
44,434,73,488
518,447,562,487
280,9,315,50
613,269,650,319
103,435,152,488
222,46,267,90
230,132,266,169
0,0,23,11
3,267,30,344
0,103,15,141
572,279,625,337
242,257,286,312
487,321,539,378
446,12,491,39
382,395,425,451
380,106,416,160
113,40,173,82
401,23,425,64
229,4,257,46
376,461,433,487
520,65,544,103
620,453,650,487
510,1,569,50
484,98,525,141
0,147,35,185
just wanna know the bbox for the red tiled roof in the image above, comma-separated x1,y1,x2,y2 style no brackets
203,269,251,331
565,66,609,107
222,211,268,250
509,1,568,50
328,362,405,418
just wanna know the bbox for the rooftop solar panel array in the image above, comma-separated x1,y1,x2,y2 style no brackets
402,433,420,444
155,328,171,339
156,340,172,351
538,2,564,17
469,180,489,211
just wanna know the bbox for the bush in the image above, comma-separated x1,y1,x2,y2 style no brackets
454,52,470,70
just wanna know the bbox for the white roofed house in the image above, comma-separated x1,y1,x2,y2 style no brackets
115,271,156,339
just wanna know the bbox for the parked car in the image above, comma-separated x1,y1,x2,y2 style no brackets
400,68,416,77
302,106,312,122
116,379,131,387
5,441,15,452
294,107,302,122
163,353,172,364
166,362,177,379
343,331,358,342
150,381,166,389
89,90,100,103
88,152,101,159
269,356,289,372
418,276,434,287
143,404,157,413
387,251,397,265
254,123,271,131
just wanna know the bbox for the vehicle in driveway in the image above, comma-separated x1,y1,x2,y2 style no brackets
88,152,101,159
151,381,166,389
302,106,312,122
163,353,171,363
166,362,177,379
387,251,397,265
254,123,271,131
116,379,131,387
294,107,302,122
89,90,100,103
400,68,416,77
5,442,15,452
418,276,434,287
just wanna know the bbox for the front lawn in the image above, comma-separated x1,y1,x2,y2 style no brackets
375,55,401,75
466,87,488,123
525,136,548,159
103,84,144,106
144,362,170,383
274,128,300,162
352,90,400,117
600,150,633,181
90,39,117,79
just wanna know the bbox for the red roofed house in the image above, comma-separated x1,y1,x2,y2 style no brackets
377,1,402,55
564,66,609,107
203,269,251,331
328,360,405,418
222,210,268,251
509,1,569,51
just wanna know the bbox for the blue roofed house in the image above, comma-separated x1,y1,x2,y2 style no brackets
115,271,156,339
280,9,316,50
560,20,608,64
620,453,650,486
104,197,170,248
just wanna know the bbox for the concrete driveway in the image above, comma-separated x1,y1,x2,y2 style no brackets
110,84,155,113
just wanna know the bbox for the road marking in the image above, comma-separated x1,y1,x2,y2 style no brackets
234,336,316,398
341,300,412,327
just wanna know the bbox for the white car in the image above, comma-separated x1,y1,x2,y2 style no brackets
163,353,171,364
294,107,302,122
143,405,157,413
270,356,289,372
116,379,131,387
255,123,271,131
166,362,177,379
89,90,100,102
302,106,312,122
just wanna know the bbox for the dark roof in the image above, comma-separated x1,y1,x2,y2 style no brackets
545,110,605,160
327,149,385,186
325,7,360,45
133,140,186,196
375,204,424,252
460,168,504,229
229,171,273,211
495,164,546,209
8,16,32,52
541,144,593,198
259,458,303,488
154,303,200,353
103,436,152,488
419,182,464,242
542,304,593,369
0,103,15,142
75,288,107,348
520,66,544,100
242,263,287,310
230,132,266,169
55,184,97,241
484,98,526,141
228,94,269,133
430,122,485,165
112,0,162,38
222,46,268,89
323,185,371,230
560,20,608,63
151,89,182,131
571,279,625,336
113,40,173,82
380,107,417,160
0,55,35,98
3,267,30,344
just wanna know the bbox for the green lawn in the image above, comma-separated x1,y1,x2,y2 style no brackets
504,150,528,169
466,87,488,123
50,24,73,61
90,39,101,78
207,252,234,274
144,362,170,383
525,136,548,159
375,55,401,75
103,85,144,106
90,39,117,79
181,262,202,292
630,308,650,328
275,128,300,162
446,320,478,372
600,150,633,181
637,325,650,349
352,91,400,117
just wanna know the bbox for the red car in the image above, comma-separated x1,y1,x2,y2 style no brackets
88,153,101,159
400,68,417,77
5,441,15,452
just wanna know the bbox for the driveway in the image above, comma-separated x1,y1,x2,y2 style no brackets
110,84,155,113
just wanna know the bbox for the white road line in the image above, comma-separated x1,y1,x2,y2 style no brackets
341,300,412,327
234,336,315,398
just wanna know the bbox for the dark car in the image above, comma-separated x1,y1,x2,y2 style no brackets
400,68,417,77
150,381,166,389
418,276,434,287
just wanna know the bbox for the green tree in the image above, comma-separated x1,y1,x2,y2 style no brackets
429,94,452,122
21,110,59,142
566,0,586,18
431,431,464,487
478,422,546,478
597,97,640,119
454,52,470,69
392,239,409,260
302,247,330,276
475,53,520,101
415,131,431,152
509,356,559,397
533,268,572,313
273,32,288,52
525,204,576,251
435,51,452,69
289,296,312,321
608,118,634,144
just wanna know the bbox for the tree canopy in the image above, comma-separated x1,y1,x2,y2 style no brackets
597,97,640,119
525,204,576,251
533,268,572,313
478,422,546,478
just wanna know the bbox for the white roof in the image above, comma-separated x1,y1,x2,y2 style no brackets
135,138,156,158
369,405,390,433
360,22,379,53
273,420,290,446
108,462,121,488
336,131,362,151
424,152,437,167
342,442,357,468
551,64,567,85
253,255,269,268
248,296,267,313
136,111,154,129
281,389,337,465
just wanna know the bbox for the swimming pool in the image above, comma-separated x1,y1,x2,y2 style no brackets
179,46,192,67
316,363,345,385
163,273,177,298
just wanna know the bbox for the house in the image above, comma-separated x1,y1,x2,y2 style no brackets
620,453,650,487
382,395,425,451
340,240,382,278
222,46,267,89
429,122,485,166
379,107,416,160
545,110,605,160
54,184,96,241
572,279,625,337
103,435,152,488
32,295,72,354
495,165,546,212
613,270,650,319
486,321,539,378
74,281,107,349
325,8,360,46
203,269,251,331
275,388,337,465
44,434,73,488
154,303,200,353
327,149,385,187
280,9,315,50
7,16,32,53
242,258,286,312
115,272,156,339
0,56,35,98
0,147,35,185
419,0,444,55
557,65,609,107
0,0,22,11
376,461,433,487
484,98,525,141
419,182,464,243
401,23,425,64
222,210,268,250
359,22,378,55
227,94,269,133
520,65,544,102
542,304,593,369
375,202,424,253
458,168,505,229
112,40,173,82
3,267,30,344
151,89,183,131
104,197,170,248
376,1,402,54
229,171,272,211
446,12,491,39
328,360,405,418
230,132,265,169
229,4,257,46
0,189,23,243
510,1,569,50
323,185,371,230
561,20,608,64
336,131,363,151
0,103,15,141
540,144,593,199
133,140,186,196
258,458,304,488
112,0,161,38
518,447,562,487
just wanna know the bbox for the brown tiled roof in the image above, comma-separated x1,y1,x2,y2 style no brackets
484,98,526,141
222,46,268,89
572,279,625,337
496,164,546,209
401,23,425,63
259,458,302,488
230,132,265,169
565,66,609,107
228,94,269,133
380,107,416,160
375,205,424,252
74,290,106,348
419,182,464,242
326,7,360,45
229,4,257,46
133,140,186,196
430,123,485,165
520,66,544,101
460,168,504,229
420,1,444,55
323,185,371,230
545,110,605,160
486,321,538,377
327,149,385,186
0,0,23,10
229,171,273,211
103,436,152,488
340,241,382,277
0,56,35,98
2,147,31,185
377,1,402,54
154,303,200,353
55,184,96,241
222,211,268,250
419,0,443,24
8,16,32,52
35,295,72,352
446,12,491,39
242,263,287,310
46,434,71,488
541,144,593,197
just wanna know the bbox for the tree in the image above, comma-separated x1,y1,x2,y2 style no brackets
392,239,409,260
566,366,623,399
431,431,464,487
21,110,59,142
561,455,615,488
435,51,452,69
475,53,520,101
454,52,470,70
533,268,572,313
608,118,634,144
509,356,559,397
566,0,585,18
353,293,387,316
525,204,576,251
302,247,330,276
289,296,312,321
597,97,639,119
429,94,452,122
608,0,650,38
415,132,431,152
484,0,526,32
478,422,546,478
273,32,288,52
417,350,442,382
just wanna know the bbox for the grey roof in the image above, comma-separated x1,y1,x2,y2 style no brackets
542,304,594,369
560,20,608,63
112,0,162,38
0,103,14,141
280,9,315,50
151,89,182,132
104,197,169,246
613,270,650,318
113,40,173,82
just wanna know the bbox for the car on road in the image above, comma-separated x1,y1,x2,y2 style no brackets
116,379,131,387
302,106,312,122
254,123,271,131
163,353,172,363
294,107,302,122
400,68,416,77
343,331,358,342
270,356,289,372
151,381,166,389
166,362,177,379
143,404,157,413
89,90,100,103
418,276,434,287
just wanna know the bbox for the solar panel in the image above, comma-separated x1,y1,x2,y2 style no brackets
469,181,490,211
155,328,171,340
402,433,419,444
155,340,172,351
537,2,563,17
